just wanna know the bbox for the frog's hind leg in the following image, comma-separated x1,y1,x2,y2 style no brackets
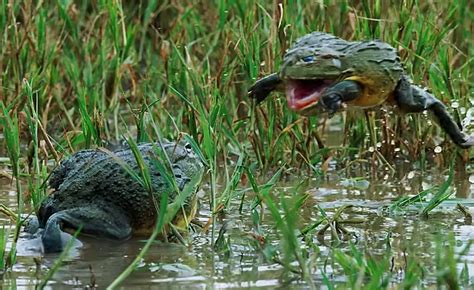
42,205,132,252
394,76,472,148
248,73,283,103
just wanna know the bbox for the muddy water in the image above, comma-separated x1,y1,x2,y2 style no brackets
1,165,474,289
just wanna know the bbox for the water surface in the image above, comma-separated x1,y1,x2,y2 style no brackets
1,163,473,289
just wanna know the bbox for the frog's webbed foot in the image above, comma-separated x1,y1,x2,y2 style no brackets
394,76,472,148
248,73,282,104
42,205,132,252
317,80,362,117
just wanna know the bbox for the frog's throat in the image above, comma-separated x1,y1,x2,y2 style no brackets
285,79,335,111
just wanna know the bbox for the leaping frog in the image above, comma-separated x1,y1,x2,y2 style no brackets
248,32,473,148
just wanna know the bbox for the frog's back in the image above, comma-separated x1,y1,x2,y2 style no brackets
292,32,349,47
287,32,351,56
47,144,176,232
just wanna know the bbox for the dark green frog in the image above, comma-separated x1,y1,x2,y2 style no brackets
249,32,473,148
27,140,204,253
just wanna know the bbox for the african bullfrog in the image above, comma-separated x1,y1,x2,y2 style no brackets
248,32,473,148
26,140,204,253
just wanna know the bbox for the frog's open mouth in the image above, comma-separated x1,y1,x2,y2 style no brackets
286,79,334,111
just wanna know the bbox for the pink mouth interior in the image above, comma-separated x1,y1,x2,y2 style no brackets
286,79,333,111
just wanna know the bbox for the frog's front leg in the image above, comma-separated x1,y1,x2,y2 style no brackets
41,205,132,252
394,76,473,148
317,80,362,116
248,73,283,104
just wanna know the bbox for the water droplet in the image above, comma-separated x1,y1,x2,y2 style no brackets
469,175,474,184
260,61,266,66
434,146,442,153
394,147,400,152
376,142,382,148
407,171,415,179
368,146,375,152
451,101,459,109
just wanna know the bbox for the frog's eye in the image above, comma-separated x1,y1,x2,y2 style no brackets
184,142,193,153
301,55,315,63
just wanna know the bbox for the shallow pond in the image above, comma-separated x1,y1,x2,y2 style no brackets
1,163,474,289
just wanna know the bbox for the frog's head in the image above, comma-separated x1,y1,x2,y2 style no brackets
163,140,205,191
280,45,348,112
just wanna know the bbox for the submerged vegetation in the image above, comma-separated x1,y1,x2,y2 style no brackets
0,0,473,288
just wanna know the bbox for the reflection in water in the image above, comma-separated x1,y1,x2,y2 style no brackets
1,163,473,288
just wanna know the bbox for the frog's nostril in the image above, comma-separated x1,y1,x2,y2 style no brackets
332,59,341,68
